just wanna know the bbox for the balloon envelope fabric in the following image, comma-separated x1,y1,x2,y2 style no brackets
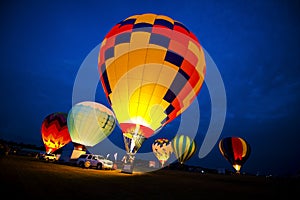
98,13,206,152
172,134,196,164
67,101,116,147
219,137,251,173
152,138,173,167
41,112,71,154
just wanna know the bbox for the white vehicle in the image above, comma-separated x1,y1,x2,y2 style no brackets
41,153,57,162
76,154,114,170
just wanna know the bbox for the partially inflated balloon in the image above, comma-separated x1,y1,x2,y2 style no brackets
152,138,173,167
98,13,206,159
218,137,251,173
41,112,71,154
172,134,196,164
67,101,116,147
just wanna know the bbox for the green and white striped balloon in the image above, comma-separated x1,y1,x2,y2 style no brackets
172,134,196,164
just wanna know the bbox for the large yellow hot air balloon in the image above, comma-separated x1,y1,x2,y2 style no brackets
67,101,116,147
98,13,206,162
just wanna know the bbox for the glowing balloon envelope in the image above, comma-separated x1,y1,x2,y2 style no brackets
98,13,206,160
218,136,251,174
152,138,173,167
67,101,116,147
172,134,196,164
41,112,72,154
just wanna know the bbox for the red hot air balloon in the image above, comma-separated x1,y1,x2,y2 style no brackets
218,137,251,174
41,112,72,154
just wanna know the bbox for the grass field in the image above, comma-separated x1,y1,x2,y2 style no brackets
0,155,298,199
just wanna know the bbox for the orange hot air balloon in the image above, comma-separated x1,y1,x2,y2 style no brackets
41,112,71,154
98,13,206,162
219,137,251,174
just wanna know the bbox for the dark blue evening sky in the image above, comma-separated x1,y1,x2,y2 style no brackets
0,0,299,176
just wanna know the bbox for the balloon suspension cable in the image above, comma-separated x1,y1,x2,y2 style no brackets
161,160,165,168
128,124,141,161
